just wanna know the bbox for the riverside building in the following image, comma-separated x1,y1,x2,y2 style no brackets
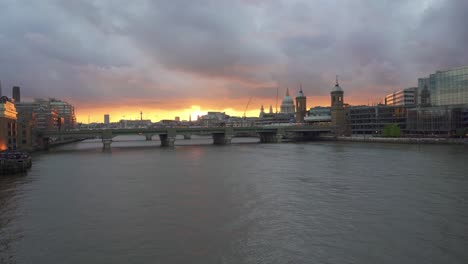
418,66,468,106
385,87,418,106
0,96,18,150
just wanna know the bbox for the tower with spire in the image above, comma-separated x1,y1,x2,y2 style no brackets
295,83,307,123
331,76,346,135
259,105,265,118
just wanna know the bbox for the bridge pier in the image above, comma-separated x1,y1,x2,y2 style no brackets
183,134,191,140
212,133,232,145
259,130,284,143
159,134,176,147
102,129,113,151
145,134,153,141
102,138,112,150
212,128,233,145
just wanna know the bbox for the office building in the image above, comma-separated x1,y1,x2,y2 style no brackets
347,105,407,135
406,105,467,136
49,99,76,130
104,114,110,125
12,86,21,102
418,66,468,106
385,87,418,106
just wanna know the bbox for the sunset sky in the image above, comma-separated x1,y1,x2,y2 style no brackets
0,0,467,122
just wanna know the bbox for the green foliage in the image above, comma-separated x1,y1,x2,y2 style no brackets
383,124,401,137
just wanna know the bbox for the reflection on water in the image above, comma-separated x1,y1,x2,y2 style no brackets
1,137,468,263
0,174,29,263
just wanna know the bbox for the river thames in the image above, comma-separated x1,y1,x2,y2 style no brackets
1,136,467,263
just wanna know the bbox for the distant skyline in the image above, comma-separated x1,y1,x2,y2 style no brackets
1,0,467,122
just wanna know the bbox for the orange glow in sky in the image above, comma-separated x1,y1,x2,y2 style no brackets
74,95,370,123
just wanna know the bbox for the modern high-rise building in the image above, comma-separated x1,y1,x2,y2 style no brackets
104,114,110,125
418,66,468,106
48,99,76,130
12,86,21,102
385,87,418,106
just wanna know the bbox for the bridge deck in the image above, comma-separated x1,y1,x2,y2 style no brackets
43,126,332,138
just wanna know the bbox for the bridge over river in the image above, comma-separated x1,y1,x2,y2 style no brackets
41,125,333,150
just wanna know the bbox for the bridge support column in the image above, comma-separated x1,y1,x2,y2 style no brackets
102,139,112,150
275,133,284,143
213,128,233,145
259,130,284,143
159,134,176,147
145,134,153,141
183,134,191,140
102,129,113,151
213,134,232,145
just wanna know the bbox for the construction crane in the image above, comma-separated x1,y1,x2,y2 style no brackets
243,96,253,119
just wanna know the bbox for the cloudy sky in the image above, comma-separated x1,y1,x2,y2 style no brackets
0,0,467,122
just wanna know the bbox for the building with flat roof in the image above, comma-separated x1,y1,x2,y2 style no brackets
104,114,110,125
49,99,76,130
406,105,468,136
385,87,418,106
418,66,468,106
347,105,407,135
304,106,331,124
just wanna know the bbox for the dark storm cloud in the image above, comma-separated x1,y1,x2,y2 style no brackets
0,0,466,105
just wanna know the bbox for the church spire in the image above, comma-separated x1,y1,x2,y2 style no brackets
286,87,290,96
335,75,339,86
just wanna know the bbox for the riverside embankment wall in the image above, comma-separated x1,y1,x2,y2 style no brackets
319,136,468,145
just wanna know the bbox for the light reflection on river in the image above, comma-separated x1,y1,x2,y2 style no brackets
1,136,467,263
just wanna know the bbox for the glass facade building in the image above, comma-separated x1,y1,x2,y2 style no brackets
406,106,467,136
418,66,468,106
346,105,407,135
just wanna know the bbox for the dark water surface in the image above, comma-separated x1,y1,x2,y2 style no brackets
1,136,467,263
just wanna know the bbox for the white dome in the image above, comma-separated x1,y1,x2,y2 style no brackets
282,95,294,105
332,83,343,92
280,88,295,114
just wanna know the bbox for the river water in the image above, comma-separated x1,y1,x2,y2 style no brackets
1,136,467,263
